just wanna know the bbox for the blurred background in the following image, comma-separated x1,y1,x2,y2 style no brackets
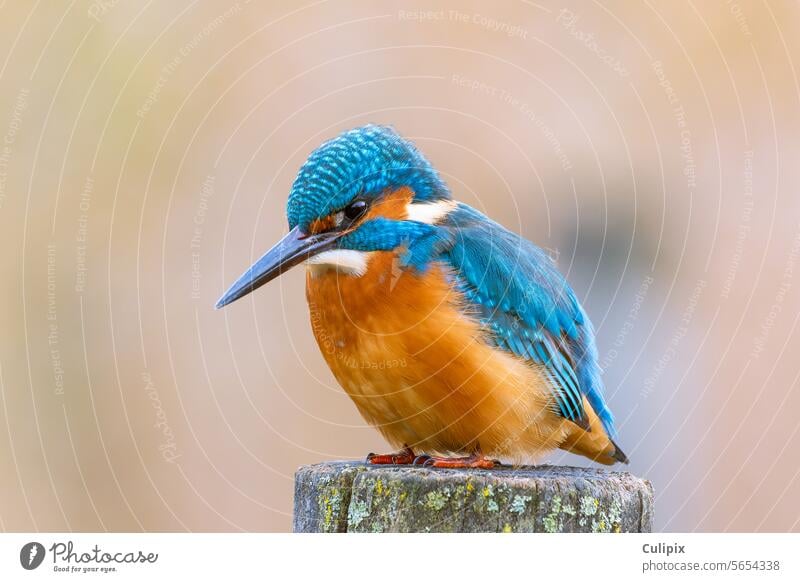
0,0,798,532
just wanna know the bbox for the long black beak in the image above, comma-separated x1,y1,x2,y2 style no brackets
215,226,339,309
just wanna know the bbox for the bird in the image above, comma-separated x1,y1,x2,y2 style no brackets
216,124,628,468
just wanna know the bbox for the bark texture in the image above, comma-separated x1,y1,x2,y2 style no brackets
293,461,653,533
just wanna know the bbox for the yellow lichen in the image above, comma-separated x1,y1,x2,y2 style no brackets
322,488,339,530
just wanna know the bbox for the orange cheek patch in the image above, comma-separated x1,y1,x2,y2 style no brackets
308,215,336,234
364,187,414,221
307,187,415,234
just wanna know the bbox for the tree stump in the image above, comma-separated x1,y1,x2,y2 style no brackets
293,461,653,533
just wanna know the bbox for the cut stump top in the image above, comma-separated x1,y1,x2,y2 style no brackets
293,461,653,533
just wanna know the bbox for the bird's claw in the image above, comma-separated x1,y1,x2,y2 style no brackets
419,455,499,469
412,455,431,466
366,447,417,465
367,449,499,469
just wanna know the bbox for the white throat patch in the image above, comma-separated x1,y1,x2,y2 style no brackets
405,200,457,224
306,249,370,277
305,200,455,277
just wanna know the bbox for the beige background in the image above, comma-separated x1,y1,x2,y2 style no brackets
1,0,799,532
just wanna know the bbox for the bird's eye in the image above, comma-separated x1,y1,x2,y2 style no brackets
343,200,368,221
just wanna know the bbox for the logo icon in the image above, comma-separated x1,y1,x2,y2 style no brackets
19,542,45,570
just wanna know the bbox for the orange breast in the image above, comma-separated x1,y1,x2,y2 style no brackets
302,187,620,463
305,249,571,461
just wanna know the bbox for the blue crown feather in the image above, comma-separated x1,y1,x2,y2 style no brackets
287,125,450,230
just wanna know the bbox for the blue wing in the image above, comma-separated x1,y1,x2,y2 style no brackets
432,204,616,436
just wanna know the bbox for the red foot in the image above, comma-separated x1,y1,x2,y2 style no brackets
366,446,419,465
421,454,499,469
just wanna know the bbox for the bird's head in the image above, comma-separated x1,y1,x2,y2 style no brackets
216,124,453,308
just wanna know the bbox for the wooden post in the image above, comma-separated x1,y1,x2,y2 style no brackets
293,461,653,533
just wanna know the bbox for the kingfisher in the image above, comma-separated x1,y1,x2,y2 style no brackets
216,124,627,468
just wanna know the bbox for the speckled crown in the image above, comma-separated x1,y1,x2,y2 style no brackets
286,124,450,229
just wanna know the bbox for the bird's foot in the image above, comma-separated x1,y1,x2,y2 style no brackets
418,453,499,469
366,446,421,465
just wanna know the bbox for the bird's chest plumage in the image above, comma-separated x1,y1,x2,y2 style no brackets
305,252,563,458
305,251,457,403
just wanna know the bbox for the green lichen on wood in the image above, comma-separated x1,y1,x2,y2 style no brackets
423,489,450,511
347,498,370,528
541,494,563,533
293,463,367,532
294,462,653,533
319,486,341,530
510,494,532,514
